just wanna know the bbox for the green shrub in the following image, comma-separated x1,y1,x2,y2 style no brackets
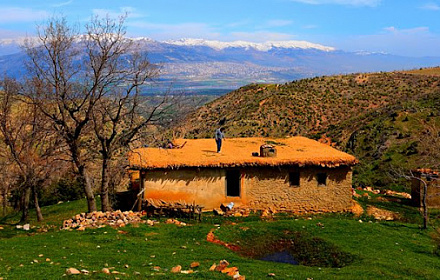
39,177,84,206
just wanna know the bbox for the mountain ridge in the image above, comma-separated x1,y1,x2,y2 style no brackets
1,37,440,93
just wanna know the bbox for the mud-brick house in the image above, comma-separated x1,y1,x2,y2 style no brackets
128,137,358,213
411,169,440,208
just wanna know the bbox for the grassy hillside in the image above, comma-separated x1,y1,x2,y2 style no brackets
1,196,440,279
176,68,440,189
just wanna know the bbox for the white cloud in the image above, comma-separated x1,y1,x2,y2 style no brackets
336,26,440,57
383,26,430,34
420,3,440,10
0,7,49,23
290,0,381,7
226,20,252,28
265,20,293,28
230,31,295,42
92,7,144,20
128,21,221,40
52,0,74,8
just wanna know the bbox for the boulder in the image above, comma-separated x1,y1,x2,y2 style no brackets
102,268,111,274
66,268,81,275
171,265,182,273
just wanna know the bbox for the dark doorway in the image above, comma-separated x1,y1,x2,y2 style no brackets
317,173,327,186
289,172,300,187
226,170,241,197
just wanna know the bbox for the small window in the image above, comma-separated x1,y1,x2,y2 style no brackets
226,170,241,197
289,172,300,187
317,173,327,186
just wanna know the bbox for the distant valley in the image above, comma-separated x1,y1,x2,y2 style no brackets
1,38,440,94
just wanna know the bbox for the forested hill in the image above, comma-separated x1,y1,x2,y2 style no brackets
176,68,440,188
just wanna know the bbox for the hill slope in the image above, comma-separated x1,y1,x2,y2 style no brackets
176,68,440,188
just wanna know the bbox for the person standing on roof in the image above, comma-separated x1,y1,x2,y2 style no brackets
215,127,225,153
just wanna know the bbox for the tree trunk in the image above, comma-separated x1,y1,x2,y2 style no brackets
137,171,145,211
100,157,112,212
32,186,44,222
82,168,97,213
422,181,428,229
71,143,96,213
1,188,7,216
20,187,31,223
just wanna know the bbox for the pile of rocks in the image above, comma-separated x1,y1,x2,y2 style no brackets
62,210,147,230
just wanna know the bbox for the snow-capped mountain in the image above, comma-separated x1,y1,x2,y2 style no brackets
0,37,439,94
162,38,336,52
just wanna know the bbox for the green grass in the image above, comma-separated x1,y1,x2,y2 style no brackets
1,199,440,279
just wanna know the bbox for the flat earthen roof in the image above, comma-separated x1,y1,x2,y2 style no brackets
128,137,358,170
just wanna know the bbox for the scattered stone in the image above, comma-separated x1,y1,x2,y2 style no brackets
81,269,89,275
267,273,276,277
33,259,39,263
216,260,230,271
111,270,120,274
171,265,182,273
38,254,44,257
66,268,81,275
46,258,51,262
181,270,194,274
102,268,110,274
153,266,161,271
222,267,239,276
190,262,200,268
0,226,3,230
133,271,141,276
23,224,30,231
16,225,23,229
209,260,245,279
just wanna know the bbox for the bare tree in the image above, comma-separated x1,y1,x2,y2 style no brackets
0,77,61,222
23,15,152,212
0,157,14,216
89,46,166,210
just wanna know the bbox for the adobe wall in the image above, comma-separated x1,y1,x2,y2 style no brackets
142,165,353,213
142,169,243,209
243,166,353,213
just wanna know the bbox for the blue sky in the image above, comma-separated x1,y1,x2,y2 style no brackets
0,0,439,57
